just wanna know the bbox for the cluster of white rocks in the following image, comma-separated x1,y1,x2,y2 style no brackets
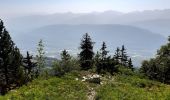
81,74,101,82
75,74,103,85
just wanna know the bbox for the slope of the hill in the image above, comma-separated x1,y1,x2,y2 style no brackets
0,73,88,100
1,71,170,100
96,74,170,100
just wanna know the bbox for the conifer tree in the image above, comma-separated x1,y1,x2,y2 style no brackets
128,58,133,70
100,42,109,60
61,49,71,62
23,51,37,82
36,39,45,76
12,47,23,87
94,51,101,65
60,49,72,72
98,42,110,73
95,51,102,73
79,33,94,70
113,45,133,71
120,45,128,66
0,20,23,95
114,47,121,64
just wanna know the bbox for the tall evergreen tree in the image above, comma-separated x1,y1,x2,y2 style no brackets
12,47,23,87
0,20,23,95
23,51,37,82
61,49,71,62
97,42,110,73
100,42,109,60
95,51,102,73
94,51,101,65
128,58,133,70
60,49,72,72
120,45,128,66
114,47,121,64
36,39,45,76
79,33,94,70
113,45,133,71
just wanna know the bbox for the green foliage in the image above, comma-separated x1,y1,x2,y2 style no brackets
96,42,118,75
79,33,94,70
95,44,133,75
0,20,23,95
1,70,170,99
114,45,133,70
140,36,170,83
117,65,134,76
52,51,80,76
128,58,133,70
114,47,121,64
23,51,37,82
96,74,170,100
120,45,128,66
36,39,45,76
100,42,109,60
0,75,88,100
60,49,73,73
52,61,65,76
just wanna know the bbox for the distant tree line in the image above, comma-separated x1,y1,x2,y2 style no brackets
79,33,134,75
52,33,134,76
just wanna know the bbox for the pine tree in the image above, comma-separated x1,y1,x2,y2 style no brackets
0,20,23,95
100,42,109,60
128,58,133,70
36,39,45,76
95,51,102,73
79,33,94,70
94,51,101,65
12,47,23,87
114,47,121,64
60,49,72,72
120,45,128,66
23,51,37,82
98,42,110,73
61,49,71,62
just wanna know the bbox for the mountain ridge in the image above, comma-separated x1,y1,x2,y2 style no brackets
12,24,166,66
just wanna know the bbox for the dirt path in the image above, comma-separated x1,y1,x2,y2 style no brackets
87,87,96,100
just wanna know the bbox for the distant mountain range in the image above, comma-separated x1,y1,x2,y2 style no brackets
13,24,166,67
3,9,170,66
129,18,170,37
7,9,170,37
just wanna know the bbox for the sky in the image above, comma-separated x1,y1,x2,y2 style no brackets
1,0,170,15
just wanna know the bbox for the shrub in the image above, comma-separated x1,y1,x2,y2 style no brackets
117,65,134,76
52,58,80,77
52,61,65,76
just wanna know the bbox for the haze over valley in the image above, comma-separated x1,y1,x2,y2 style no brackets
2,9,169,66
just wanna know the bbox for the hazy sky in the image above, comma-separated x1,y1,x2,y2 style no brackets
1,0,170,16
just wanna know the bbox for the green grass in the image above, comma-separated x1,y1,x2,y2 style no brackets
0,73,88,100
96,74,170,100
1,71,170,100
